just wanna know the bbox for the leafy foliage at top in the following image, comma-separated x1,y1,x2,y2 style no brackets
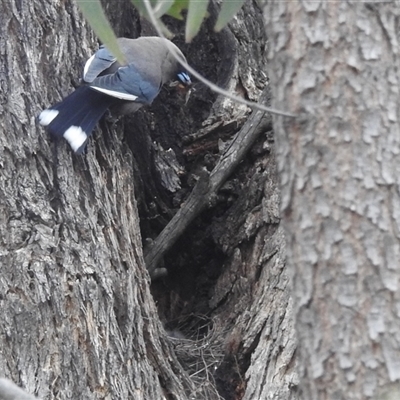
76,0,245,59
76,0,126,63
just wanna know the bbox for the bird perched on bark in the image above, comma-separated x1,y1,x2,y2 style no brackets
38,36,192,153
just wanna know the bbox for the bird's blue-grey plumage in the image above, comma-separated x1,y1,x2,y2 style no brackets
83,45,117,83
90,64,160,103
38,37,191,153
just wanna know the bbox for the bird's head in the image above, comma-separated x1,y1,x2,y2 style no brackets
176,71,191,88
170,71,192,103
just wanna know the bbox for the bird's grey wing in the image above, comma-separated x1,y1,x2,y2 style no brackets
89,63,161,104
83,45,117,83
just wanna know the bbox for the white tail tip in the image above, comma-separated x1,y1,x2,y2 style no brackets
63,126,88,152
38,109,59,126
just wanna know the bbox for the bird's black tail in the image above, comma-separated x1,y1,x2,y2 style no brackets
38,86,117,153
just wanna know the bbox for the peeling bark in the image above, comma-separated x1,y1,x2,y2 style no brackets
145,95,271,274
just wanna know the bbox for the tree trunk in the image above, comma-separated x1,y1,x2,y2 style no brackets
264,1,400,399
0,1,193,398
1,0,298,399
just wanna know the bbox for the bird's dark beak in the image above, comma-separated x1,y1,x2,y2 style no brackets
170,79,192,89
171,80,193,104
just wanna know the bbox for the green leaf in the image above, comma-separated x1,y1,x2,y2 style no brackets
76,0,125,63
185,0,209,42
214,0,245,32
131,0,170,18
166,0,189,20
153,0,175,18
130,0,149,17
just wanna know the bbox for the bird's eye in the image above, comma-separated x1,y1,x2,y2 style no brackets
177,72,191,85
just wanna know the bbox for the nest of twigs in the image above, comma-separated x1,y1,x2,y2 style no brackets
166,314,227,400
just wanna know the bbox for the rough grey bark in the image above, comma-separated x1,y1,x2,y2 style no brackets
0,1,193,399
0,0,297,399
263,1,400,399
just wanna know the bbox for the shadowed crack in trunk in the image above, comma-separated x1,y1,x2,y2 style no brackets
145,90,272,275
